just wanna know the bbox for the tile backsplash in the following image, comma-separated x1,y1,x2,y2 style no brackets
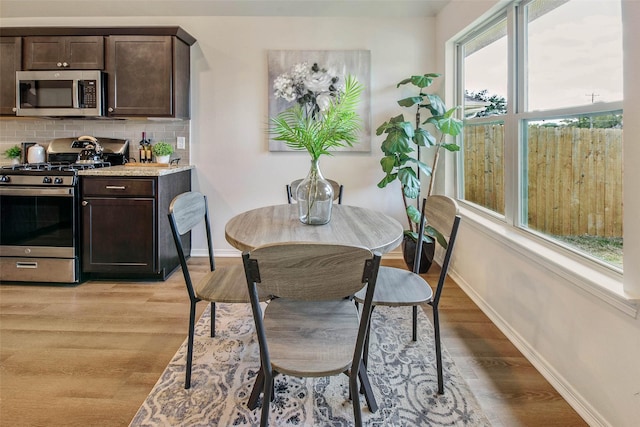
0,118,190,165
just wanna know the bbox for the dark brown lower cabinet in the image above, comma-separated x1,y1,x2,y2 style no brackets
81,170,191,280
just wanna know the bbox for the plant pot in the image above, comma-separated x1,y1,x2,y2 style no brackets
402,234,435,273
156,154,170,164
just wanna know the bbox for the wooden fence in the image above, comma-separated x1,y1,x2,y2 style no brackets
463,125,623,238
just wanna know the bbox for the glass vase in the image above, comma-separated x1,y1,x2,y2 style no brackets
296,158,334,225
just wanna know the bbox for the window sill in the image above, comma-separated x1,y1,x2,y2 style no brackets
460,205,638,318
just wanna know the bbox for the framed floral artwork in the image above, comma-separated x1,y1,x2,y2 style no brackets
267,50,371,152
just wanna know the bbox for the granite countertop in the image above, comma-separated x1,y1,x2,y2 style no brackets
78,164,194,177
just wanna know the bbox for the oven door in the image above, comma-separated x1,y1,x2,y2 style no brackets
0,186,80,283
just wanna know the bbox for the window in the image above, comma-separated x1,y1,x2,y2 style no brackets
460,16,508,215
525,0,623,111
457,0,623,269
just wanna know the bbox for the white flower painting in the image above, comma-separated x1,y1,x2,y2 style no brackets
268,50,371,152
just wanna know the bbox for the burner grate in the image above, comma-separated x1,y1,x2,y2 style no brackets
66,161,112,171
2,161,111,173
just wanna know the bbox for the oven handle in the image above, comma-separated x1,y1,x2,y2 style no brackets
16,262,38,269
0,187,74,197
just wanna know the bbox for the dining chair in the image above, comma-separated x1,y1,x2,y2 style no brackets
354,195,461,395
243,242,382,427
286,178,344,204
168,191,268,389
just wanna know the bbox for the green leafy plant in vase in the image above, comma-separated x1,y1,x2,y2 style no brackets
152,142,174,164
4,145,22,165
269,62,364,225
377,73,462,271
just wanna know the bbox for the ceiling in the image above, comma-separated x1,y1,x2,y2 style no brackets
0,0,451,18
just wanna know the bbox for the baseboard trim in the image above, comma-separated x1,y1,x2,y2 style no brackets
448,267,609,427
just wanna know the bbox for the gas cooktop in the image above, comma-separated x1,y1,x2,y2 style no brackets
2,161,112,172
0,162,112,186
1,136,129,186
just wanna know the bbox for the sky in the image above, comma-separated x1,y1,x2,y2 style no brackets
464,0,623,112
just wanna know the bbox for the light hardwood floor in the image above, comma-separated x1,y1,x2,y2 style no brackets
0,257,587,426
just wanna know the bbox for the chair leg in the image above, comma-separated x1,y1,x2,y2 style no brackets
185,301,197,389
357,362,378,413
350,370,363,427
210,302,216,338
248,367,264,410
433,307,444,394
359,308,374,396
412,305,418,341
261,370,273,427
363,311,373,369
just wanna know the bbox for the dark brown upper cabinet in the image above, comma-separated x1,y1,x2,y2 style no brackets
0,37,21,115
23,36,104,70
105,35,190,119
0,27,195,117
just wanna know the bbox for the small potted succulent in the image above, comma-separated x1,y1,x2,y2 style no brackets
152,142,174,164
4,145,22,165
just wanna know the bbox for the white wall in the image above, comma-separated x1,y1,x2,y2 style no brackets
184,16,437,255
435,1,640,426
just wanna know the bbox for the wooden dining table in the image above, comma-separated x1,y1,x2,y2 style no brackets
225,203,404,254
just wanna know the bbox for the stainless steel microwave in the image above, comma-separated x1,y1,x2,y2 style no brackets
15,70,105,117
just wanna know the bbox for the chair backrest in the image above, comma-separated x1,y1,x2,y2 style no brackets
286,178,344,204
424,195,459,242
416,195,461,306
243,242,382,388
168,191,215,300
243,242,378,301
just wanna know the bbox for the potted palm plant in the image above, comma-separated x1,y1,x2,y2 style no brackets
269,62,364,225
377,73,462,272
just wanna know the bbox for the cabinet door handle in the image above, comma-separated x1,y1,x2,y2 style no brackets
63,62,69,67
17,262,38,269
82,201,88,206
105,186,126,190
57,62,63,67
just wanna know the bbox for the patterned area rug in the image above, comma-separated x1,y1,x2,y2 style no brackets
130,303,490,426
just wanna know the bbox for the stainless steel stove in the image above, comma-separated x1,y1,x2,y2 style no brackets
0,137,129,284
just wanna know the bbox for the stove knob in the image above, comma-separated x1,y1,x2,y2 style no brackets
54,177,64,184
0,175,10,183
43,176,52,184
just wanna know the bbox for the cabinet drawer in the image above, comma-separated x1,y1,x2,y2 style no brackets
82,178,155,197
